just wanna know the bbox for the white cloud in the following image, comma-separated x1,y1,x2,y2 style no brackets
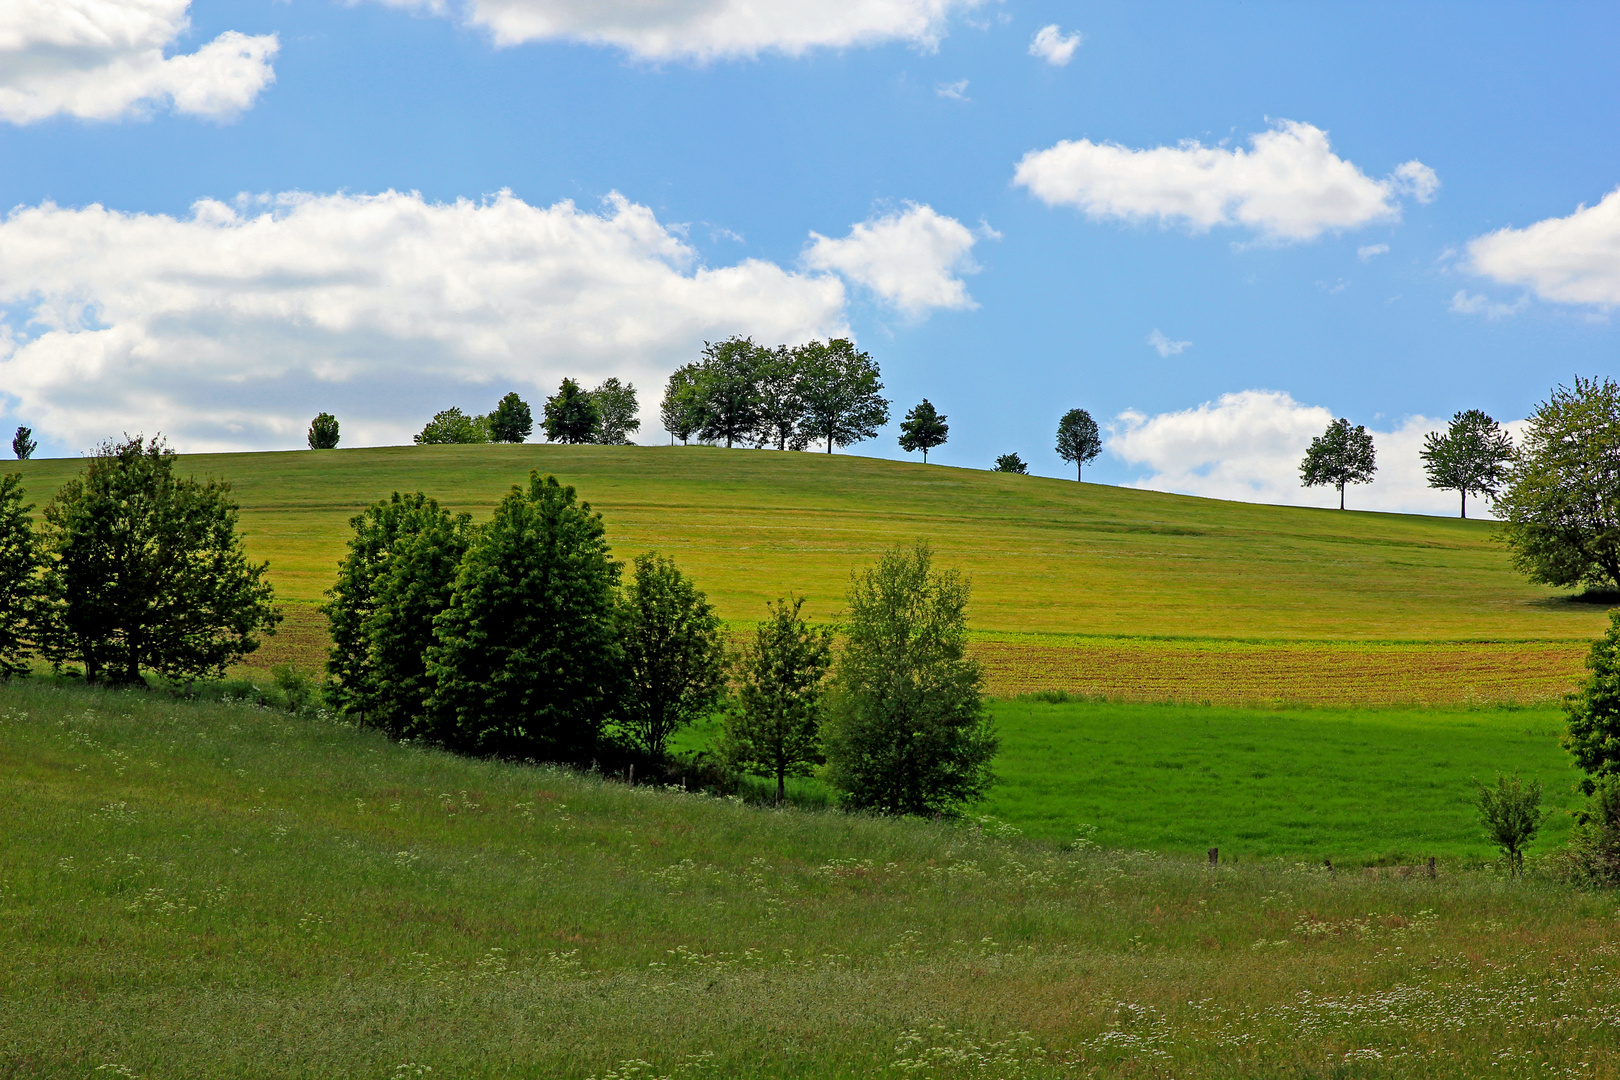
1465,186,1620,307
1146,329,1190,357
371,0,987,59
1107,389,1518,515
1449,290,1528,319
0,0,277,124
0,190,848,452
802,203,985,316
1357,243,1388,261
1028,24,1080,66
1012,120,1439,242
935,78,969,101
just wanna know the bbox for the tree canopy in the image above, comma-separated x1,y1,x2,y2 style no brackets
1055,408,1101,481
1300,418,1377,509
415,407,490,445
488,392,533,444
695,337,766,449
12,426,36,461
590,378,640,445
898,399,948,463
660,364,705,446
798,339,890,454
993,453,1028,474
615,552,726,759
723,596,833,805
1563,610,1620,795
307,412,340,450
1420,409,1514,519
0,474,42,679
543,379,600,444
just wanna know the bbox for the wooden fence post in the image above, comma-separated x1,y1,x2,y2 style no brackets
1207,847,1218,867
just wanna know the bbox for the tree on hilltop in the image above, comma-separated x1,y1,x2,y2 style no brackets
488,392,534,444
696,337,766,449
1421,409,1513,519
993,453,1027,474
898,399,948,463
543,379,600,444
660,364,705,446
1056,408,1101,481
308,412,340,450
416,407,490,445
1300,418,1377,509
590,378,640,445
755,345,809,451
798,339,889,454
13,426,36,460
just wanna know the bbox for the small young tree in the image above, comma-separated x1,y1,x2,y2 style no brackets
39,436,279,684
425,473,621,762
1562,609,1620,794
307,412,340,450
615,552,726,760
993,453,1027,474
1300,418,1377,509
723,596,834,805
0,474,43,679
824,542,997,816
543,378,600,444
1497,378,1620,590
898,399,948,463
696,337,765,449
1473,773,1545,877
488,392,533,444
754,345,808,451
590,378,640,445
1420,409,1514,519
13,426,36,460
797,339,889,454
660,364,705,446
415,407,490,445
1056,408,1102,481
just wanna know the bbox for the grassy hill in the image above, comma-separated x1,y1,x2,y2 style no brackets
4,679,1617,1079
7,444,1605,702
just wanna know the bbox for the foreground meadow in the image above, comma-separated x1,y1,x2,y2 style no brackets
4,680,1618,1079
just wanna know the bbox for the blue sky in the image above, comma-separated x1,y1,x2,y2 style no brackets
1,1,1617,512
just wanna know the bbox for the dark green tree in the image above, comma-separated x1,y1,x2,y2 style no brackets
824,542,997,815
614,552,726,760
1056,408,1102,481
660,364,705,446
415,407,490,445
696,337,766,449
13,426,36,460
542,378,600,444
424,473,621,762
722,596,834,804
38,436,279,685
488,392,534,444
1473,773,1545,878
897,399,948,463
590,378,640,445
0,474,43,679
1496,378,1620,590
754,345,808,451
1563,610,1620,794
993,453,1027,474
307,412,340,450
1300,417,1377,509
1421,409,1514,519
797,339,889,454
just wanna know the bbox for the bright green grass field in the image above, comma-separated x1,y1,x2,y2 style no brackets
675,700,1581,862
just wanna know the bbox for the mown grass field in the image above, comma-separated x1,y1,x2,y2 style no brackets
6,680,1620,1080
7,444,1608,703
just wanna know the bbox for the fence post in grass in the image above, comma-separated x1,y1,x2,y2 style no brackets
1427,856,1436,879
1208,847,1218,868
628,763,635,787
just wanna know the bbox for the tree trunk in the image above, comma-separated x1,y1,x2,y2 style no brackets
1339,483,1345,510
1461,489,1467,519
1077,461,1082,482
776,766,785,807
922,447,928,464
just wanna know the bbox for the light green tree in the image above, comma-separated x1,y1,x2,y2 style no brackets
615,552,725,759
723,596,834,804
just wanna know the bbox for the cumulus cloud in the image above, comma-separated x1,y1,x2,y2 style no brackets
370,0,986,59
1028,24,1080,66
1465,186,1620,307
1012,120,1439,242
0,190,847,452
1107,389,1514,515
0,0,277,124
1146,329,1190,357
802,203,987,316
1449,290,1528,319
1357,243,1388,261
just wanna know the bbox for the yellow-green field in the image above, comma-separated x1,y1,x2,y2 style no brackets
7,443,1607,702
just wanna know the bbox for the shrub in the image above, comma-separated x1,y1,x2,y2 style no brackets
1474,773,1545,877
993,453,1027,474
722,596,833,805
307,412,340,449
615,552,725,760
414,407,490,445
271,663,317,712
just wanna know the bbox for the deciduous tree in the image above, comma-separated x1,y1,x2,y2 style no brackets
0,474,43,679
660,364,705,446
1563,610,1620,794
543,379,600,444
993,453,1027,474
1300,418,1377,509
723,596,833,804
590,378,640,445
797,339,889,454
755,346,808,451
696,337,765,449
488,392,533,444
898,399,948,463
1421,409,1513,519
1473,774,1545,878
307,412,340,450
415,407,490,445
615,552,725,760
1056,408,1101,481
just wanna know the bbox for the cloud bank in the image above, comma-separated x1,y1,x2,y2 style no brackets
0,190,848,452
370,0,987,59
0,0,277,123
1466,186,1620,308
1013,121,1438,242
802,203,987,316
1108,389,1511,516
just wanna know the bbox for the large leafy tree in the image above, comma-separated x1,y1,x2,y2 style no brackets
824,542,997,815
798,339,890,454
1300,417,1377,510
543,378,600,444
1496,377,1620,590
0,474,43,679
425,473,621,762
590,378,640,445
13,426,37,460
723,596,834,805
307,412,340,450
696,337,766,449
415,407,490,445
754,345,808,451
1566,610,1620,794
1056,408,1102,481
39,436,279,685
614,552,726,760
660,364,705,446
1420,409,1514,519
897,399,948,463
488,392,533,444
